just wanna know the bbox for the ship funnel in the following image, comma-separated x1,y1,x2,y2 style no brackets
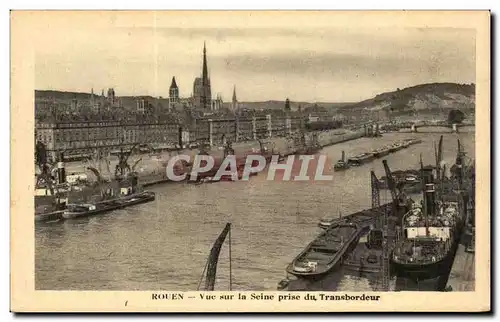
425,182,436,217
341,151,345,162
57,152,66,184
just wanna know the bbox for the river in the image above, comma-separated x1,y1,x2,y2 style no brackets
35,128,475,291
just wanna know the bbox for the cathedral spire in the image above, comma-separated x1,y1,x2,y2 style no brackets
232,85,237,102
170,76,178,89
202,42,208,85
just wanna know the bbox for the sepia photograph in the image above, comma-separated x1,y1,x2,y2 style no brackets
10,10,490,312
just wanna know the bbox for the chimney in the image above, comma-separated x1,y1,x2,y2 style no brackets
57,152,66,184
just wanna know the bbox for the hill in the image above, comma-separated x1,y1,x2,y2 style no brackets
340,83,475,118
35,82,475,119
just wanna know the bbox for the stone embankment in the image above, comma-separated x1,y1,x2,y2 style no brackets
60,128,366,186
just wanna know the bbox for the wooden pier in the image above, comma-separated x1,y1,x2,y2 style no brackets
445,244,475,291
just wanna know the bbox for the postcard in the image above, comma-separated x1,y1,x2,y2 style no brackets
11,10,490,312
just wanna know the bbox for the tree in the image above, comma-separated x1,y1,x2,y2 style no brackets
448,109,465,124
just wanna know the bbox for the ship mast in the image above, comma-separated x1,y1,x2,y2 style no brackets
197,223,233,291
420,153,430,237
370,170,380,209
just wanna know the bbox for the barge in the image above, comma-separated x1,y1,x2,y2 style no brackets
286,222,369,278
62,191,155,219
287,203,392,279
348,153,375,166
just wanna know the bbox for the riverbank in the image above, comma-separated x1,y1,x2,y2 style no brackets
48,128,366,187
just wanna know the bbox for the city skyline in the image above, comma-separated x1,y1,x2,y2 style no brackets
34,12,476,103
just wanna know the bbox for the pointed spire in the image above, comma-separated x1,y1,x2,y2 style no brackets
202,42,208,85
232,85,237,102
170,76,178,89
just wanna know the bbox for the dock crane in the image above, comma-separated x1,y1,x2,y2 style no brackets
370,169,390,291
382,159,406,210
370,170,380,209
381,159,409,292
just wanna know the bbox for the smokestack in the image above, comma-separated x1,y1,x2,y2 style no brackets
425,182,436,217
178,126,183,149
57,152,66,184
341,151,345,162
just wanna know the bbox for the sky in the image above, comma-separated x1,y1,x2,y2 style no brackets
33,12,476,103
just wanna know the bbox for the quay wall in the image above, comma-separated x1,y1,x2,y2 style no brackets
59,128,365,185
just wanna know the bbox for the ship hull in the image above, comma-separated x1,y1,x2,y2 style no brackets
62,192,155,219
393,217,465,281
35,210,64,222
286,224,372,279
391,257,447,281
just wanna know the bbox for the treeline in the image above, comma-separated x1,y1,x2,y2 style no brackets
305,120,343,131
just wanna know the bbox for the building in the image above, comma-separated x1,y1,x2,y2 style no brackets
193,42,212,110
211,94,223,111
236,116,253,142
137,99,147,113
35,116,182,161
232,86,238,112
169,77,179,110
209,118,237,146
107,88,116,106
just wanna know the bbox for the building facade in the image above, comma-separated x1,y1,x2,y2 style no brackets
35,117,181,161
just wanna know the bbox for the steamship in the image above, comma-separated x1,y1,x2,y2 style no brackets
391,168,466,280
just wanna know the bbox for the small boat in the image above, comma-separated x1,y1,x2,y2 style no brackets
62,191,155,219
277,279,290,290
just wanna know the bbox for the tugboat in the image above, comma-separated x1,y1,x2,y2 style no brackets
35,150,71,222
391,165,465,280
62,148,156,220
334,151,350,172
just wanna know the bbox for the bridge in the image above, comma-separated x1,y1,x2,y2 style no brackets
374,120,475,133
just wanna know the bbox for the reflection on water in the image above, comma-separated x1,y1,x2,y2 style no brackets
35,131,475,290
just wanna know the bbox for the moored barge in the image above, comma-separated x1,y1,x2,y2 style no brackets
62,191,156,219
348,153,375,166
286,222,369,278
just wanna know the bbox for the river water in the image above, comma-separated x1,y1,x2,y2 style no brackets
35,129,475,291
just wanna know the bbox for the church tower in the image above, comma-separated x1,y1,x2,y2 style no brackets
193,42,212,109
232,85,238,111
169,76,179,110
